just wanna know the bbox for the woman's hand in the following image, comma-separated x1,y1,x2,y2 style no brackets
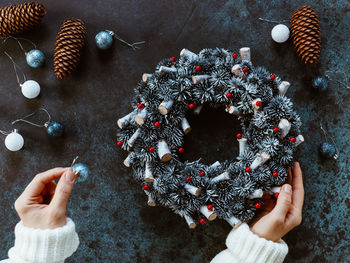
14,167,76,229
250,162,304,242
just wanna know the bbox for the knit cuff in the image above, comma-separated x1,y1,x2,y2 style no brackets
8,218,79,263
226,223,288,263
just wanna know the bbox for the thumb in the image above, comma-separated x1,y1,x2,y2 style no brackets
50,168,75,211
271,184,292,218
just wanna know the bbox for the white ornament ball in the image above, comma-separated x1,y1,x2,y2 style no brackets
5,131,24,151
21,80,41,99
271,24,290,43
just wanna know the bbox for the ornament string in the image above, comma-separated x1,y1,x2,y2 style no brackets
320,122,339,159
0,129,11,136
325,70,349,89
11,108,51,128
4,51,26,86
105,30,145,51
1,36,37,55
258,18,289,24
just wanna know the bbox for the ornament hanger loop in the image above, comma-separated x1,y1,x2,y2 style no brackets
4,51,26,85
71,156,79,167
1,36,37,54
11,107,52,128
258,18,289,24
0,129,11,136
325,70,349,89
105,30,145,51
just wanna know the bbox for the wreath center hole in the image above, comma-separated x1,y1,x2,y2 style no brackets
181,106,241,164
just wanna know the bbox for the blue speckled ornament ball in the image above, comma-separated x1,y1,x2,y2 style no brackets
26,49,45,68
45,121,64,137
72,163,90,182
319,142,337,159
95,31,114,50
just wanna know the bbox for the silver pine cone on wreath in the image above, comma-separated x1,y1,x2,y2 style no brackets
290,6,321,65
0,2,46,37
54,18,86,79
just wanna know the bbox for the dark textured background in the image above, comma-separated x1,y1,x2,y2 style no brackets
0,0,349,262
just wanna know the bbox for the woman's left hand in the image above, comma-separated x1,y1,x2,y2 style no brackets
14,167,76,229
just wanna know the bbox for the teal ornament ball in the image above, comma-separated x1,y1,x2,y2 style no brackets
72,163,90,182
26,49,45,68
45,121,64,137
319,142,337,159
95,31,114,50
312,76,328,92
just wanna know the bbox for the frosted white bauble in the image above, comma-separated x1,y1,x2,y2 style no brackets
271,24,290,43
5,131,24,151
20,80,40,99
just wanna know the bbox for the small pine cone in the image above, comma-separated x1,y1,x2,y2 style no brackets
0,2,46,37
290,6,321,65
54,18,86,79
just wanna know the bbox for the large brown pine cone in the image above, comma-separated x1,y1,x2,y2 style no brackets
290,6,321,65
0,2,46,37
54,18,86,79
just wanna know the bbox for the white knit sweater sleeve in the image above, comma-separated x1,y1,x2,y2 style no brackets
1,218,79,263
211,223,288,263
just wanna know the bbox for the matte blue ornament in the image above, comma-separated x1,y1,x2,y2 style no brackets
72,163,90,182
312,76,328,92
95,31,114,50
45,121,64,137
26,49,45,68
319,142,337,159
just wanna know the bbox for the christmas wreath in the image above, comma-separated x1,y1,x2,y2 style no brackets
116,47,303,229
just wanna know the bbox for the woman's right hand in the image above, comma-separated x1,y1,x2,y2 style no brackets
250,162,304,242
14,167,76,229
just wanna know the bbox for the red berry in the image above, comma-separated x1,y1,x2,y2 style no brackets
255,203,261,209
245,167,252,173
274,193,279,199
226,92,232,98
237,133,242,139
117,141,123,147
178,147,184,153
273,171,279,178
137,103,144,109
143,185,149,190
170,56,176,62
273,127,279,133
232,53,238,59
242,67,248,73
149,146,155,152
200,171,206,177
186,176,192,182
154,121,160,127
195,65,202,71
189,103,195,109
207,204,213,211
270,74,276,80
199,218,206,224
256,100,262,107
290,137,296,143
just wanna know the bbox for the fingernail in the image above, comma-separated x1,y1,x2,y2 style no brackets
64,170,75,182
283,184,292,193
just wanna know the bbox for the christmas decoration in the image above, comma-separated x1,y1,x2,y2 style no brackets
271,24,290,43
3,129,24,151
71,156,90,182
95,30,145,50
117,47,303,229
319,142,337,159
12,108,64,138
4,51,41,99
26,49,45,68
21,80,41,99
54,18,86,79
290,6,321,65
2,36,46,68
0,2,46,37
311,76,328,92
